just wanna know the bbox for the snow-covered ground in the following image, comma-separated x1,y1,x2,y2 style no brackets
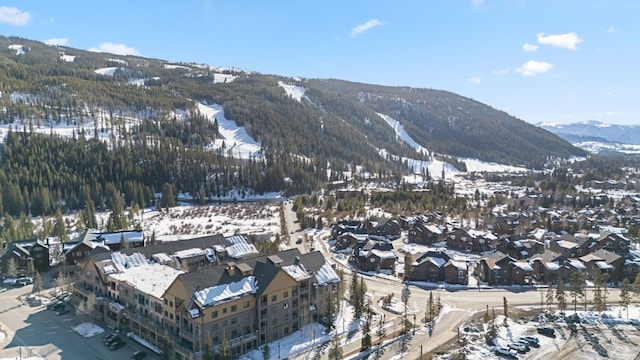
8,44,24,55
196,102,263,160
59,54,75,62
278,81,306,102
94,67,119,76
71,322,104,338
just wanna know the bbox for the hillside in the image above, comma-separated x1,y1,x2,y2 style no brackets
0,36,586,217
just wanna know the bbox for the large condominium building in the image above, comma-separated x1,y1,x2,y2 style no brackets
73,235,340,359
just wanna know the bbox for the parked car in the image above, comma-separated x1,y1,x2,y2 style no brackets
48,301,65,311
508,342,528,354
519,335,540,346
537,327,556,338
109,339,125,350
15,277,33,286
55,307,70,315
130,350,147,360
493,345,518,358
104,336,122,346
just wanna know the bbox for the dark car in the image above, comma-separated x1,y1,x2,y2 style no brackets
109,339,125,350
105,336,122,346
55,307,70,315
130,350,147,360
537,327,556,337
48,301,65,311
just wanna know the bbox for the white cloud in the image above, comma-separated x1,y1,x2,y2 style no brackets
89,42,139,56
0,6,31,26
350,19,385,38
471,0,485,6
492,68,510,75
605,26,618,34
537,32,582,50
468,77,482,84
522,43,538,52
515,60,553,76
44,37,68,46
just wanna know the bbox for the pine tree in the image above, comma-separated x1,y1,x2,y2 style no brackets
503,297,509,326
592,271,604,313
633,273,640,300
556,278,566,315
217,332,229,360
53,207,68,241
261,344,271,360
619,278,631,320
427,291,435,321
545,283,555,308
7,258,18,278
404,253,412,281
373,314,387,360
328,333,343,360
32,271,42,293
569,272,584,314
361,306,372,351
160,329,174,360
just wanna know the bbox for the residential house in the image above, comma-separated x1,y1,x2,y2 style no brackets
0,239,50,275
474,252,513,285
579,249,624,283
530,251,563,285
443,260,468,285
409,252,450,283
408,223,444,245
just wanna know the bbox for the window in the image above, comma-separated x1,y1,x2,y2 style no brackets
170,313,173,320
169,301,173,308
212,311,218,318
231,305,237,313
165,311,168,317
213,323,218,330
223,308,227,314
271,294,277,302
244,300,250,309
283,291,288,298
231,317,237,325
164,299,168,305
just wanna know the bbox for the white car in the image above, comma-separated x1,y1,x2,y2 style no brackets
493,346,517,358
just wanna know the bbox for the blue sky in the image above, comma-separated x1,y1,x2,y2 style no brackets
0,0,638,125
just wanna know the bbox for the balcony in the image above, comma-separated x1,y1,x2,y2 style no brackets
229,332,257,347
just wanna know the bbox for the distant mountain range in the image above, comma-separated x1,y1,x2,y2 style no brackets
539,120,640,145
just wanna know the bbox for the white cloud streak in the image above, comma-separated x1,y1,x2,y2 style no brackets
89,42,139,56
468,77,482,84
515,60,553,76
350,19,385,38
522,43,538,52
0,6,31,26
44,38,69,46
537,32,582,50
605,26,618,34
471,0,485,6
492,68,510,75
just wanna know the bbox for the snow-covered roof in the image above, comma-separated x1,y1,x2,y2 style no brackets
152,253,172,264
595,261,614,270
282,264,311,281
369,249,397,260
109,263,184,299
427,257,446,267
194,276,256,307
425,225,442,234
103,265,117,275
315,261,340,286
99,231,144,245
189,308,200,319
545,261,560,271
227,243,259,259
111,252,147,270
512,261,533,271
556,240,577,249
567,259,586,269
174,248,206,259
446,260,467,270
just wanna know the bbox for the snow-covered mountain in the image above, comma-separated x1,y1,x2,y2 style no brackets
539,120,640,146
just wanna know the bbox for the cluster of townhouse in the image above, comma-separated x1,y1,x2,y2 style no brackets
1,229,340,360
330,207,640,287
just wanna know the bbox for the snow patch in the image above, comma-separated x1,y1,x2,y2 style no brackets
94,67,119,76
60,54,76,62
196,102,263,160
8,44,24,55
278,81,306,102
72,322,105,337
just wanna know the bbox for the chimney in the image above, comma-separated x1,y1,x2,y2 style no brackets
226,261,236,276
